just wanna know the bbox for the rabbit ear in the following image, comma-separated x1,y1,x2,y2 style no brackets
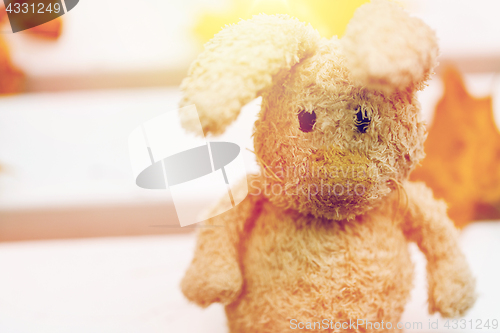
179,14,321,136
341,0,439,94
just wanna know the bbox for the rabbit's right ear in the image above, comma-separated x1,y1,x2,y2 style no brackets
179,14,321,136
341,0,439,94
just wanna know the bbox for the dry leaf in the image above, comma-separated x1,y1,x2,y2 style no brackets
411,66,500,227
0,7,63,94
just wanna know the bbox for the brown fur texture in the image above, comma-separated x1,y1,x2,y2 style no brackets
180,1,476,332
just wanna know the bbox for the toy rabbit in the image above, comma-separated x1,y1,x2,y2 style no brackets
179,1,476,332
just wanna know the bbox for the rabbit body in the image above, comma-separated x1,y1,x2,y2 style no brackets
179,1,476,332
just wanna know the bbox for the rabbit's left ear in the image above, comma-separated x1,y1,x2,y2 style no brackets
341,0,439,94
179,14,320,136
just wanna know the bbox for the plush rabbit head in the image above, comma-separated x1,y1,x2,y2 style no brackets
179,0,438,220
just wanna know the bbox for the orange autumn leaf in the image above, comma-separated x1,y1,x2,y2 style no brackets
411,66,500,227
0,7,23,93
0,5,63,40
0,6,63,94
0,36,24,94
25,16,63,40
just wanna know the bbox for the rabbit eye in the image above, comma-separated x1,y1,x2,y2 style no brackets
298,110,316,133
355,107,371,133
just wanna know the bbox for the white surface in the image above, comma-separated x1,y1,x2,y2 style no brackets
0,87,258,210
0,234,227,333
0,222,499,333
407,0,500,59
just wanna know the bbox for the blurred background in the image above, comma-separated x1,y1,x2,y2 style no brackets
0,0,499,332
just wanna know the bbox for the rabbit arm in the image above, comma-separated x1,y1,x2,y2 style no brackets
181,176,263,307
401,181,476,317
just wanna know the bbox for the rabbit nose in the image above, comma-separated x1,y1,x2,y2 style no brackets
308,147,379,194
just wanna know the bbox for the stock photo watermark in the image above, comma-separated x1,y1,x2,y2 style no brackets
290,318,499,331
2,0,79,33
248,163,379,200
128,105,248,227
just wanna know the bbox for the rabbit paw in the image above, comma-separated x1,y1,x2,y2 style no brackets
181,258,243,308
428,260,476,317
